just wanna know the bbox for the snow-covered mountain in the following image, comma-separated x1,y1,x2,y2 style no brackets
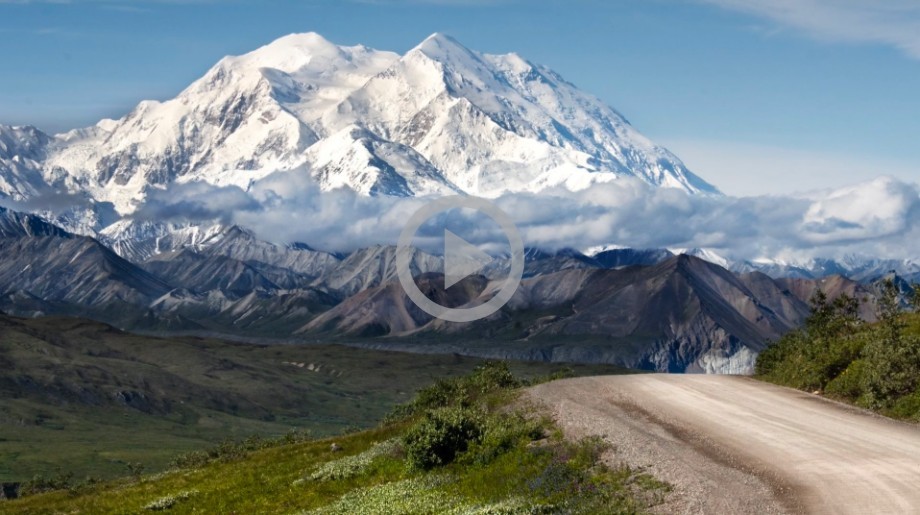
642,246,920,283
731,255,920,283
0,125,55,201
0,32,717,228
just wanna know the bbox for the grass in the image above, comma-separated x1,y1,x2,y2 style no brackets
0,313,632,482
3,363,668,514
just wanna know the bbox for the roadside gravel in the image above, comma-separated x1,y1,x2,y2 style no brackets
528,374,920,514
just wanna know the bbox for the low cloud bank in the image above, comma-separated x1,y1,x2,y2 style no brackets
124,168,920,262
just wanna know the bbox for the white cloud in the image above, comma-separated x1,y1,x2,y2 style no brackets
700,0,920,59
135,168,920,262
800,176,917,244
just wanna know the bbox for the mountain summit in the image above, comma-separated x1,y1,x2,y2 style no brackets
0,32,718,225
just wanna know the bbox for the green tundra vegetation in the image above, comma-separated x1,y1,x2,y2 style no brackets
3,363,669,514
0,313,630,482
756,280,920,419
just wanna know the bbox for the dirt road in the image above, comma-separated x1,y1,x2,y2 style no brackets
527,375,920,515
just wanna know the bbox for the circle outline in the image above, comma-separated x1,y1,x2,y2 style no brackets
396,195,525,323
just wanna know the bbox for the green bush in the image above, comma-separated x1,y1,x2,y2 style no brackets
469,361,522,393
170,430,313,470
19,470,74,497
824,359,866,400
756,291,863,391
888,390,920,420
758,282,920,419
462,412,545,466
170,450,209,469
415,378,468,410
387,361,525,423
403,407,484,470
525,435,614,502
861,333,920,408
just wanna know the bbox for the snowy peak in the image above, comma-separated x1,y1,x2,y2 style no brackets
200,32,391,84
415,32,467,54
38,33,402,214
235,32,347,71
2,32,719,229
678,248,732,269
201,32,398,111
325,32,718,197
0,125,59,202
0,125,51,160
409,32,492,87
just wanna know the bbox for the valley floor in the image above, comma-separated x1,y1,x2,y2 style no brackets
528,374,920,515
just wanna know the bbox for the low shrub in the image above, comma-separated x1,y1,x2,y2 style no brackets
468,361,522,393
462,412,545,467
143,489,199,511
403,407,484,470
887,390,920,420
387,362,525,423
824,359,866,400
861,333,920,408
757,282,920,420
303,475,459,515
307,439,401,482
170,429,313,470
19,470,74,497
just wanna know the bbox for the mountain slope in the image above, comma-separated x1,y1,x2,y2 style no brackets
142,249,288,294
324,33,717,197
592,248,674,269
302,255,815,372
0,208,171,318
0,126,56,201
317,244,443,296
41,33,400,213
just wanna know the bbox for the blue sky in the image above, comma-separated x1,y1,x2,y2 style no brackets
0,0,918,195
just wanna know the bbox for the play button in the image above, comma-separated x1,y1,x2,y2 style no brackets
443,229,492,289
396,195,525,323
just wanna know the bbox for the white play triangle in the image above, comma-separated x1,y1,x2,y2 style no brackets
443,229,493,289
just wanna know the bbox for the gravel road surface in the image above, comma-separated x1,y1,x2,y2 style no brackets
527,374,920,514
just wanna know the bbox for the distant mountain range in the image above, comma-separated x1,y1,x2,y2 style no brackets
0,205,905,373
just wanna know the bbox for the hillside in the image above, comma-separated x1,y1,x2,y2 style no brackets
2,364,665,513
756,282,920,419
0,313,625,482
